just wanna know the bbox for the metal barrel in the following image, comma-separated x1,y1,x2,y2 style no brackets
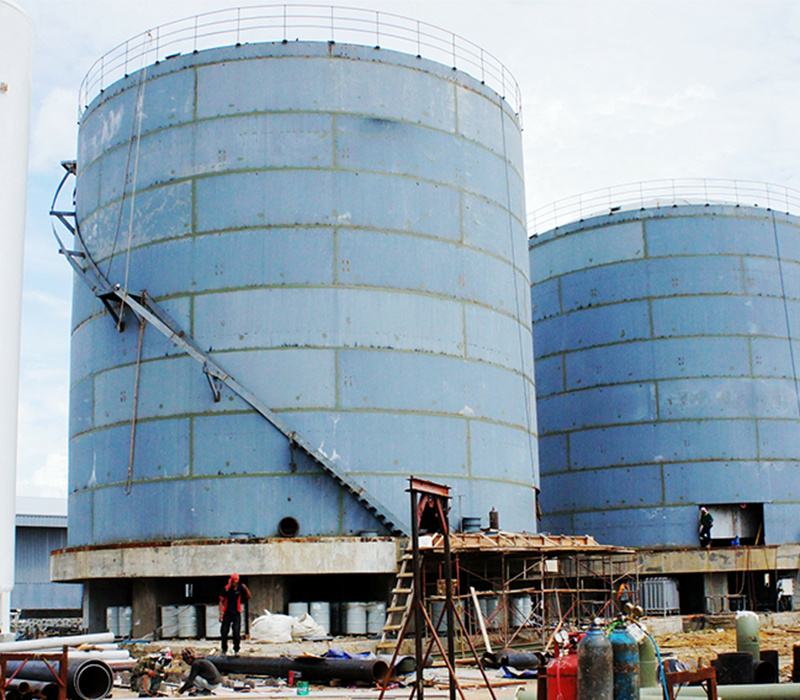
713,651,755,685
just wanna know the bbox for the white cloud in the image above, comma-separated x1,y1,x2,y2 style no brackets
17,452,67,499
29,87,78,173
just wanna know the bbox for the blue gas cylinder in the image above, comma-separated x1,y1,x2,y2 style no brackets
609,624,640,700
577,623,613,700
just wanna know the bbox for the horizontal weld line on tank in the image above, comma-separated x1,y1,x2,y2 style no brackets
78,276,532,319
73,300,533,350
544,455,796,475
543,414,800,429
71,470,537,495
528,252,800,287
533,291,800,316
69,339,536,385
83,163,525,230
533,332,796,360
347,472,534,488
80,108,523,182
538,374,800,397
71,470,332,493
528,206,799,240
69,408,538,442
87,223,531,283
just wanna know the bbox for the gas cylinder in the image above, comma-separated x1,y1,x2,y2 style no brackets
577,623,613,700
547,651,578,700
638,634,657,688
609,624,640,700
736,610,760,661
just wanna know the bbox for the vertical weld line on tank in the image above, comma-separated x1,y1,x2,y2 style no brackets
771,211,800,423
189,415,194,477
499,96,536,476
465,419,472,478
461,304,467,359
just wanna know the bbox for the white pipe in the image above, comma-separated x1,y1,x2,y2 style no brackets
0,632,115,653
11,650,133,661
0,0,34,637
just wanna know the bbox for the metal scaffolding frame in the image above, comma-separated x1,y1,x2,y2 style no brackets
417,532,638,654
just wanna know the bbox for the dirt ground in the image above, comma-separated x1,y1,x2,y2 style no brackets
116,613,800,699
650,620,800,682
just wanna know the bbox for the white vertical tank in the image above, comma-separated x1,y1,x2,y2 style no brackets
0,0,33,634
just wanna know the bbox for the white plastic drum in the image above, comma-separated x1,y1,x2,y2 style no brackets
366,602,386,635
160,606,179,638
431,600,448,633
309,602,331,635
177,605,198,638
344,602,368,635
511,595,532,627
288,602,309,618
119,606,133,637
106,607,120,636
205,604,221,638
482,596,500,629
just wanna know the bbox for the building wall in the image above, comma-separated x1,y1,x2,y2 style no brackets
14,522,82,613
70,40,537,546
530,204,800,547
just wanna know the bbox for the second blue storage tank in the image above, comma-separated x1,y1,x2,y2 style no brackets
530,202,800,547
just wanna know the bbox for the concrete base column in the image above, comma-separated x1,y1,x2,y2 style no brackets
84,580,131,633
247,575,287,630
132,579,159,639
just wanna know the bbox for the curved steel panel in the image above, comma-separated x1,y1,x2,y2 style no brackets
530,204,800,547
70,41,537,544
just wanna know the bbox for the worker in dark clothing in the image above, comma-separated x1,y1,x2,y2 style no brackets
699,506,714,549
177,648,221,696
219,573,251,656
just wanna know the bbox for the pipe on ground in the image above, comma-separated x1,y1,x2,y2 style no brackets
206,655,390,684
7,679,59,700
642,683,800,698
5,659,113,700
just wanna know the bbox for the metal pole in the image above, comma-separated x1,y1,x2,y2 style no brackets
441,504,456,700
410,485,424,700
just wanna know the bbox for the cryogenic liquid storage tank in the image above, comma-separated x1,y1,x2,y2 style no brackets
67,10,538,545
529,191,800,548
0,0,33,632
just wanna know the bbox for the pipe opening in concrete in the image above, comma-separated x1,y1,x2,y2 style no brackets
279,517,300,537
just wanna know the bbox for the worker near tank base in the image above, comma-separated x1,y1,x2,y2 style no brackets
698,506,714,549
176,648,221,696
219,573,251,656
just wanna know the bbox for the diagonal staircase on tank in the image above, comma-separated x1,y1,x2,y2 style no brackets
377,547,415,652
50,166,409,537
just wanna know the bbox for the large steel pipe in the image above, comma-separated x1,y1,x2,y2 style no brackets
206,655,390,684
5,659,113,700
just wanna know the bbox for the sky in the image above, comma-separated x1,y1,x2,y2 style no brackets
11,0,800,499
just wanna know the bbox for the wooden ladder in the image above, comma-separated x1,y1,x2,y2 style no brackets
377,549,415,652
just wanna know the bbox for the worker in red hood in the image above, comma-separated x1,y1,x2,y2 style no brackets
219,573,251,656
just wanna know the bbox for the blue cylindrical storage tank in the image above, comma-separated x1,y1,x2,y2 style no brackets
529,202,800,547
69,30,537,545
